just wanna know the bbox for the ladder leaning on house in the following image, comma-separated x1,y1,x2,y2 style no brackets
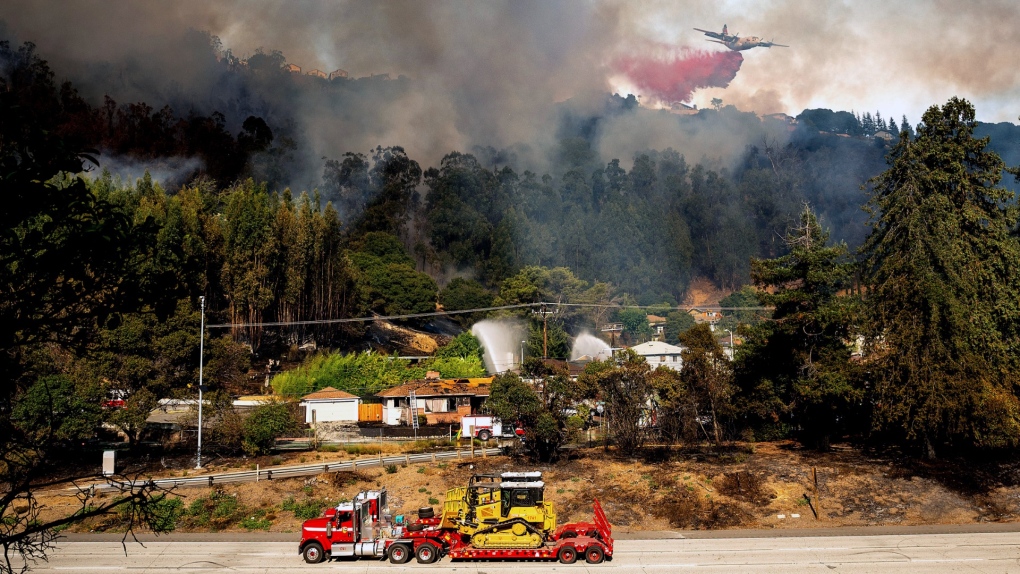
408,390,419,437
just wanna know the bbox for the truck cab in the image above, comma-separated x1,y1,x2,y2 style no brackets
299,489,401,563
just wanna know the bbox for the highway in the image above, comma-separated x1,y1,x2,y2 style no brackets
35,532,1020,573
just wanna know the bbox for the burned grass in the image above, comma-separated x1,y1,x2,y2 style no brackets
34,440,1020,534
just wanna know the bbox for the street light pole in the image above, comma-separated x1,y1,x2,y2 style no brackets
196,296,205,470
520,340,526,370
725,329,733,360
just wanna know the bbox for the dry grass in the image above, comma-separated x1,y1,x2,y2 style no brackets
35,440,1020,534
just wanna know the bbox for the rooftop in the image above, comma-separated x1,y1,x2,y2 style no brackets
301,386,359,401
376,377,493,398
630,341,685,355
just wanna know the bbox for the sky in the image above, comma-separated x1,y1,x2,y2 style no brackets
1,0,1017,174
3,0,1019,125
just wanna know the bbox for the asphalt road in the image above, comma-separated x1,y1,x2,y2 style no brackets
33,532,1020,573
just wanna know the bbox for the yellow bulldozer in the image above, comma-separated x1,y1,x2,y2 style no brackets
439,471,557,549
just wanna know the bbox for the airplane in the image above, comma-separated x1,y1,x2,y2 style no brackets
693,24,789,51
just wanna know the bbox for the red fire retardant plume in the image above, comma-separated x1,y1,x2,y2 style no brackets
613,49,744,104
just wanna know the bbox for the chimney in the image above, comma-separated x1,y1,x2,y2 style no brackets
426,371,440,380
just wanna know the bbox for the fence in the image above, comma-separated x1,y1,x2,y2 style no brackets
358,403,383,422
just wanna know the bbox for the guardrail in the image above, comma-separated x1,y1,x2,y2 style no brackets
94,447,504,492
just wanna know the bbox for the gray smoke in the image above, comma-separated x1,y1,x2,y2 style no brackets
2,0,1017,189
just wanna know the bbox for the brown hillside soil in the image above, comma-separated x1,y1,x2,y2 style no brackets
683,277,727,307
37,441,1020,534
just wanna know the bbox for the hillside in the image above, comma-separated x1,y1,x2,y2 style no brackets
39,442,1020,535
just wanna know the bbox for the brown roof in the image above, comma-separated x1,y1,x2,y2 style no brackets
376,377,493,398
301,386,359,401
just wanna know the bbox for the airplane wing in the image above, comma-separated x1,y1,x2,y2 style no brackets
763,42,789,48
693,28,724,40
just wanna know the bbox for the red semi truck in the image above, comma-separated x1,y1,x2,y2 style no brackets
299,486,612,565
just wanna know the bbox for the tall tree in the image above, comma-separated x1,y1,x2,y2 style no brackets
860,97,1020,457
678,324,734,444
0,42,174,573
735,206,860,449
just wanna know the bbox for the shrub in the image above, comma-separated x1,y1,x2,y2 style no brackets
240,509,272,530
149,496,184,532
242,403,299,456
344,444,382,456
185,492,245,529
384,464,398,474
282,497,329,520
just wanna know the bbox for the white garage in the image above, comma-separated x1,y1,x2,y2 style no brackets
299,387,360,423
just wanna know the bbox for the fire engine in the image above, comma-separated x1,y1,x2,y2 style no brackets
298,471,612,565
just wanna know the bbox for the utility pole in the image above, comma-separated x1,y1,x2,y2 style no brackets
196,296,205,470
532,304,558,359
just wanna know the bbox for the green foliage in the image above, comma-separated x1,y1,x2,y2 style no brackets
439,278,494,327
861,97,1020,456
664,311,696,343
484,372,576,461
282,496,328,519
678,325,734,444
617,308,653,343
580,349,652,452
350,231,436,318
240,511,272,531
424,356,487,378
11,375,104,444
272,352,423,397
719,286,764,327
526,320,569,360
241,402,298,456
735,206,860,450
148,496,184,532
434,332,485,361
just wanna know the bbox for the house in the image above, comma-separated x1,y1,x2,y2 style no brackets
630,341,685,371
647,314,667,340
299,386,360,424
689,308,721,327
376,374,493,426
329,68,349,80
284,63,302,73
306,68,327,79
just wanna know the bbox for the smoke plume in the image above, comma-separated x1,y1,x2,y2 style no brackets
613,48,743,105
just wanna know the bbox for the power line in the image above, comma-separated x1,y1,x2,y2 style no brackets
208,301,771,329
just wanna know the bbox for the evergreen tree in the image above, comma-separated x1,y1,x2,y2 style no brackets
734,206,860,449
861,97,1020,457
900,115,915,139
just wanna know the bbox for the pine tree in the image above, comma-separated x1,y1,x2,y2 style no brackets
900,115,915,139
734,205,860,449
861,97,1020,457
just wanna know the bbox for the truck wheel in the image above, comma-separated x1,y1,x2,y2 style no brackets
560,530,577,539
417,506,435,519
478,430,492,441
415,542,439,564
407,523,425,532
302,542,325,564
584,545,604,564
389,544,411,564
557,546,577,564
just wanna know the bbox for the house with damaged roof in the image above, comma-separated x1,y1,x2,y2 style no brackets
376,372,493,426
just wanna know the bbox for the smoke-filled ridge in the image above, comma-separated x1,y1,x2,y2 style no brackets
614,48,743,105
